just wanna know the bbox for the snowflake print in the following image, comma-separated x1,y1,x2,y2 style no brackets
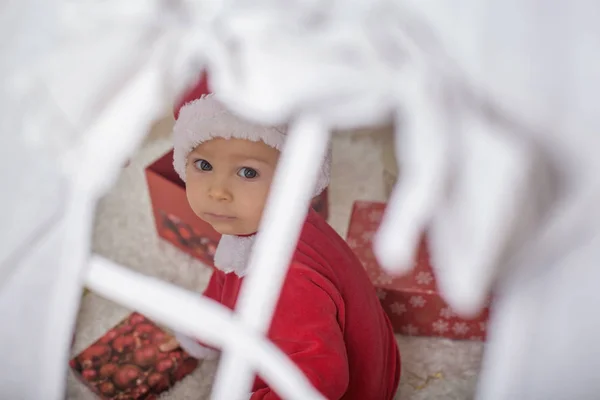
376,288,387,300
452,322,469,335
375,274,393,286
347,238,358,249
469,336,483,341
432,319,449,334
389,302,407,316
368,210,384,223
415,271,433,286
361,231,374,242
409,295,426,308
440,306,455,319
349,224,365,238
479,321,487,332
401,324,419,336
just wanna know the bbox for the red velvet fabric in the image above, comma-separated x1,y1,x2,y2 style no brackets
203,209,401,399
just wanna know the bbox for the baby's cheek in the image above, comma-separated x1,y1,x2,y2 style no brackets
186,188,209,219
238,185,270,229
241,202,263,230
248,203,264,227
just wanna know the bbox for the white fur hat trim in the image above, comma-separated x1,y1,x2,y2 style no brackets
172,94,330,196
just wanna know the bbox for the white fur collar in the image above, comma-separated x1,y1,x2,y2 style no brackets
213,234,256,277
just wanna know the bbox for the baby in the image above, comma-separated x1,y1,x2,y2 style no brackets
161,81,400,399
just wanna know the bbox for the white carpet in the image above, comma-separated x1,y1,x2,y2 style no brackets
67,116,484,399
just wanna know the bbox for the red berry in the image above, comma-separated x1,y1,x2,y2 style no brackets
112,335,136,353
133,345,158,369
129,313,146,326
162,229,177,241
151,331,167,344
112,364,141,389
147,372,170,392
99,363,118,379
155,358,174,373
99,381,116,396
133,323,156,339
118,324,134,335
78,344,112,369
81,368,98,381
179,227,192,240
99,329,119,345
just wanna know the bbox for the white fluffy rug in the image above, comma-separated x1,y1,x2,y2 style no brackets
67,116,484,399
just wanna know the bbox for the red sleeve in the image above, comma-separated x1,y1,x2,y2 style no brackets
250,264,349,400
203,269,224,302
193,270,225,350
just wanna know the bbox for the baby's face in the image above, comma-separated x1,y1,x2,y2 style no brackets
185,138,280,236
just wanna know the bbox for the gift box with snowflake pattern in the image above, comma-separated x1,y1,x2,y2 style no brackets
347,201,490,341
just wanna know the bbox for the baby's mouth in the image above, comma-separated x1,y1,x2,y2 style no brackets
203,212,237,221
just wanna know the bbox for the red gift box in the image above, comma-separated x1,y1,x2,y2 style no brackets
145,150,221,266
145,150,330,267
70,313,199,400
347,201,489,341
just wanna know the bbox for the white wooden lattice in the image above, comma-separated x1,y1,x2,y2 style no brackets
1,1,600,400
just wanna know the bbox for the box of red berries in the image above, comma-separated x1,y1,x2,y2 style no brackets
70,313,199,400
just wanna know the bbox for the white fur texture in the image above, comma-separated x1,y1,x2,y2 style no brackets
213,234,256,277
172,94,331,196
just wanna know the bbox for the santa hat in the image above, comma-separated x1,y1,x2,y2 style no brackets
172,79,331,196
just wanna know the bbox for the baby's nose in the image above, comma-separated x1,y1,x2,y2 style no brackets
208,180,233,201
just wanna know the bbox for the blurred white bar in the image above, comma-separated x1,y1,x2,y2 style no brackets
373,68,450,276
211,117,330,399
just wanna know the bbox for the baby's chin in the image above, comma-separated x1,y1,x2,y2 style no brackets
208,221,256,237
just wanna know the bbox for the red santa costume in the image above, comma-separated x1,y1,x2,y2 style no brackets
171,80,401,400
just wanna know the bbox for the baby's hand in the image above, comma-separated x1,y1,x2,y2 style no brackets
159,335,180,352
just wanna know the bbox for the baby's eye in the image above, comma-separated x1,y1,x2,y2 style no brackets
238,167,258,179
194,159,212,171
